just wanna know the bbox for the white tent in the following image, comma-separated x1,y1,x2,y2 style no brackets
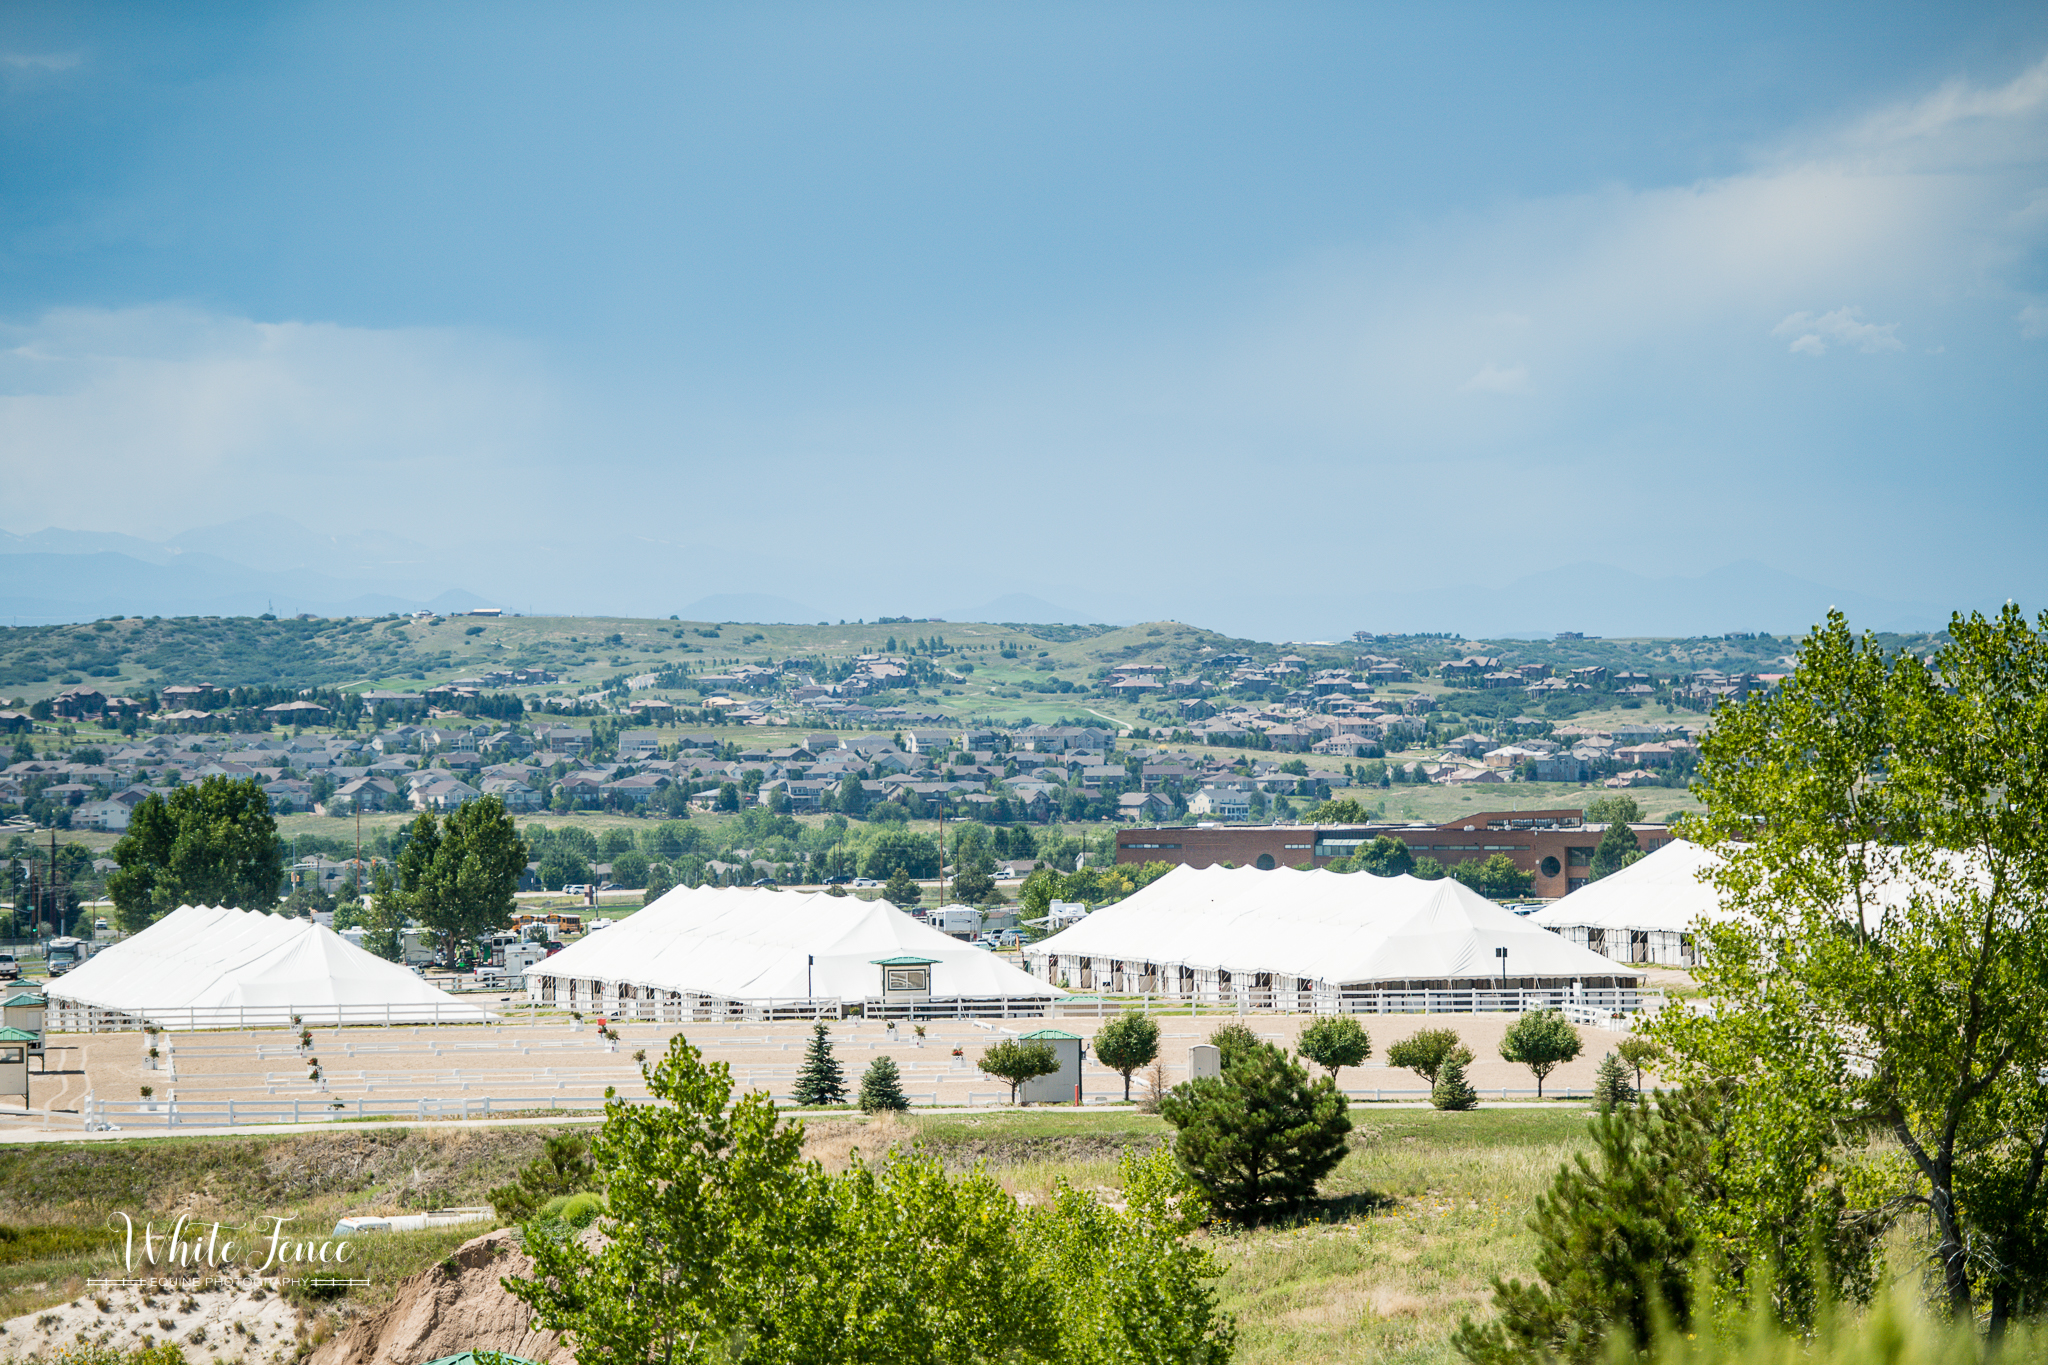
524,885,1062,1019
1525,839,1731,966
46,904,494,1029
1023,864,1637,1009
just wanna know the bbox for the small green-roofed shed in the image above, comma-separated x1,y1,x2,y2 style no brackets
0,1026,35,1105
1013,1028,1085,1105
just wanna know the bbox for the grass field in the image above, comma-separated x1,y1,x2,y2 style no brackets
0,1103,1597,1363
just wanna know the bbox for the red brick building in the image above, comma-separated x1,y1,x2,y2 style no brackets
1117,810,1673,899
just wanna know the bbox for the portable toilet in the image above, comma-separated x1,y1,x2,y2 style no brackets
873,956,939,1010
0,993,43,1061
1016,1028,1085,1105
1187,1043,1222,1081
0,1027,33,1107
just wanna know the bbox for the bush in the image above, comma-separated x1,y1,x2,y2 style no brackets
1093,1012,1161,1102
1296,1016,1371,1085
1452,1090,1716,1364
1593,1052,1636,1110
978,1039,1060,1104
858,1055,910,1113
1207,1021,1263,1069
489,1133,597,1225
1431,1049,1478,1110
1159,1041,1351,1223
1387,1027,1464,1085
1499,1010,1584,1098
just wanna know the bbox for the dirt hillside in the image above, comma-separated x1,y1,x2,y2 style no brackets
306,1229,568,1365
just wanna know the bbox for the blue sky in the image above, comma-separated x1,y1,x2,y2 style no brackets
3,4,2045,637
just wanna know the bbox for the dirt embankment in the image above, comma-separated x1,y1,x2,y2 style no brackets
307,1229,567,1365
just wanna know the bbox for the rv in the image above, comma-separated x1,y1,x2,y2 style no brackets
44,937,90,977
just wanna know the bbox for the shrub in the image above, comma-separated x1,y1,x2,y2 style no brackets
1296,1016,1371,1085
1387,1027,1463,1085
1093,1012,1161,1102
1453,1090,1717,1364
1500,1010,1584,1098
858,1056,910,1113
490,1133,598,1226
1207,1021,1263,1069
978,1039,1060,1104
1431,1049,1478,1110
1593,1052,1635,1110
1159,1041,1351,1223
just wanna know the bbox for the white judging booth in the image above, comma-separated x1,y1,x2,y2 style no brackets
1023,863,1642,1014
43,904,494,1030
525,885,1061,1020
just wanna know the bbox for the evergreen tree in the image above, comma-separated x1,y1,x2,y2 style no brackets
858,1055,910,1113
1452,1089,1721,1365
1159,1041,1351,1222
1589,816,1642,880
1593,1052,1636,1111
793,1022,846,1106
1431,1048,1479,1110
882,865,922,908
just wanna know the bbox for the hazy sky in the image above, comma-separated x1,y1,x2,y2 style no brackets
3,4,2045,635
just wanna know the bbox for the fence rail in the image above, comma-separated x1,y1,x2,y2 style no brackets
42,985,1653,1035
1045,986,1653,1020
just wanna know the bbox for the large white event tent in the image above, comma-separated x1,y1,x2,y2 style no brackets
1524,839,1730,966
524,885,1062,1019
45,905,493,1030
1022,864,1637,1010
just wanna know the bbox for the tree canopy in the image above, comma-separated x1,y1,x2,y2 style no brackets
108,775,282,931
1654,606,2048,1330
392,796,527,961
1160,1040,1351,1222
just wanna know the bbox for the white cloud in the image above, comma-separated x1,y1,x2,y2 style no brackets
1,52,81,72
0,307,556,537
1460,362,1532,394
1771,307,1905,356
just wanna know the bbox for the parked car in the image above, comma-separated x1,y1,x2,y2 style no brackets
850,877,880,888
0,953,17,981
473,965,506,984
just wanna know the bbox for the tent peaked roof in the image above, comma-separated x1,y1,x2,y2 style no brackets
47,907,491,1027
1030,863,1627,985
527,886,1059,1003
1525,839,1729,933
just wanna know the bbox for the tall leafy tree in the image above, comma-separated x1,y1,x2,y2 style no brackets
108,776,282,931
1387,1027,1464,1085
1656,606,2048,1330
1159,1041,1351,1222
1499,1009,1583,1099
977,1038,1060,1105
1588,818,1641,880
1093,1011,1161,1102
393,796,527,962
1297,1016,1372,1086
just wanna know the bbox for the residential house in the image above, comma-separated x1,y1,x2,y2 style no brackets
1187,786,1251,820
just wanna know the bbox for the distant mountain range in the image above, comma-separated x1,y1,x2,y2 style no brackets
0,520,1973,639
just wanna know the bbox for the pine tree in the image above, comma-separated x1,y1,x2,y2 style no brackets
1593,1052,1636,1110
1159,1041,1351,1222
792,1022,846,1106
1431,1047,1479,1110
858,1055,910,1113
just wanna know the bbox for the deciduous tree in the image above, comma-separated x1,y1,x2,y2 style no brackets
1499,1009,1583,1098
1093,1012,1161,1101
1296,1016,1372,1086
1656,606,2048,1329
108,776,282,931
